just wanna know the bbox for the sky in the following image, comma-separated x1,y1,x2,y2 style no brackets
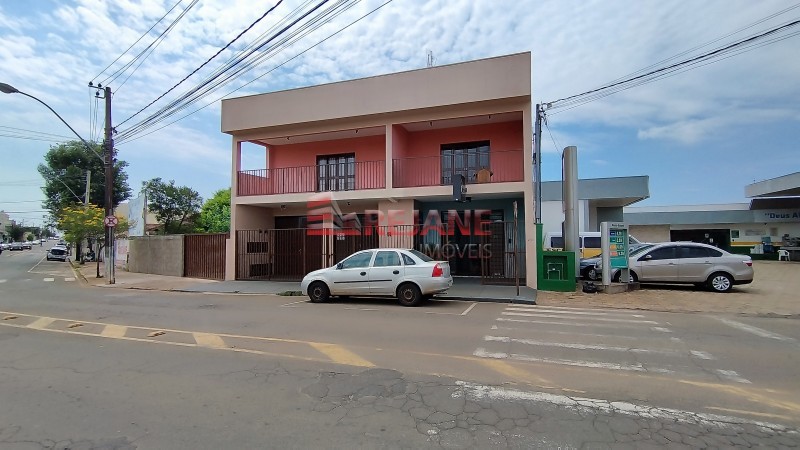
1,0,798,227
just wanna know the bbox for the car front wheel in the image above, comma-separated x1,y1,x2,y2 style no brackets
397,283,422,307
308,281,330,303
707,272,733,293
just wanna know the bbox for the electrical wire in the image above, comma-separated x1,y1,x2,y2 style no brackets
0,126,73,140
100,0,199,88
117,0,383,144
117,0,286,128
547,18,800,113
117,0,357,141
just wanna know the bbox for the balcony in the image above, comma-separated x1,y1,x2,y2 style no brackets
392,150,524,188
237,160,385,196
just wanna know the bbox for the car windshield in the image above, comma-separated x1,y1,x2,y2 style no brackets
408,249,434,262
630,244,654,256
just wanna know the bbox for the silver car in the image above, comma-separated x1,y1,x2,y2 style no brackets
301,248,453,306
605,242,753,292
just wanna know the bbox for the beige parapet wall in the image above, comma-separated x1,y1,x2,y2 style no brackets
128,235,184,277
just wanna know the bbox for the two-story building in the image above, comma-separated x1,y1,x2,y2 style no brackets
221,53,536,287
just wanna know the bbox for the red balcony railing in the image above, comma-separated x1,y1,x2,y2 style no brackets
392,150,524,188
237,160,385,196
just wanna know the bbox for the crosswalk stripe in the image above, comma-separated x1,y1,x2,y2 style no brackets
64,278,76,282
483,335,690,356
101,325,128,338
490,324,639,340
497,317,657,329
27,317,56,330
716,318,797,343
715,369,752,384
505,307,644,318
506,304,631,314
473,348,673,374
0,279,6,283
193,333,227,349
501,311,659,324
43,278,55,282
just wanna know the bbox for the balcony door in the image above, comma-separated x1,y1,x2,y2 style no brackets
441,141,490,186
317,153,355,192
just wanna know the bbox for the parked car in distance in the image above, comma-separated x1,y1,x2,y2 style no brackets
47,246,69,262
598,242,753,293
0,243,8,251
580,243,654,280
301,248,453,306
22,241,33,250
9,242,24,251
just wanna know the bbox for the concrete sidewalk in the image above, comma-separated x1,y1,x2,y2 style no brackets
72,262,536,303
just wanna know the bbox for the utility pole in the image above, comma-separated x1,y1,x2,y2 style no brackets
102,86,115,284
84,169,91,206
533,104,543,223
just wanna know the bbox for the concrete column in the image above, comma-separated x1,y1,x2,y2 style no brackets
225,139,241,280
563,146,580,274
522,103,537,288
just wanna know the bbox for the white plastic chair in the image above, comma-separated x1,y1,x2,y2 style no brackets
778,249,790,261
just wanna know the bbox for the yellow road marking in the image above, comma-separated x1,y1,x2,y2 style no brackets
101,325,127,338
2,308,799,418
27,317,55,330
477,359,556,387
193,332,227,349
704,406,796,423
309,342,374,367
678,380,800,414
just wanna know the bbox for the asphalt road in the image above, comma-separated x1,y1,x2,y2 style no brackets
1,248,799,448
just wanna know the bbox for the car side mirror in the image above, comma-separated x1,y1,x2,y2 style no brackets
642,254,652,261
336,263,343,270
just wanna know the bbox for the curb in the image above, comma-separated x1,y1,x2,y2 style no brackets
69,260,89,286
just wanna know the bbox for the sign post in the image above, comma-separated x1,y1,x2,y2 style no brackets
601,222,629,286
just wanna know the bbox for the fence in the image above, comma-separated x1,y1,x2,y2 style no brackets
184,233,227,280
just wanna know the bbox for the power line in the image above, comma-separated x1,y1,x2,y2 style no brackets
93,0,197,84
116,0,353,141
547,18,800,113
117,0,286,128
117,0,383,144
114,0,201,93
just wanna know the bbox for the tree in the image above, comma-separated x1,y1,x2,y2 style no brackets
198,188,230,233
141,178,203,234
6,222,25,242
37,140,132,216
57,204,131,277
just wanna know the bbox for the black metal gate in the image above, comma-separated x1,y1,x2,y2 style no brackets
480,221,525,285
236,225,452,281
235,229,324,281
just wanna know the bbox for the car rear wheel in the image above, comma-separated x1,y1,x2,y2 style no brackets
308,282,330,303
707,272,733,293
586,267,597,280
397,283,422,307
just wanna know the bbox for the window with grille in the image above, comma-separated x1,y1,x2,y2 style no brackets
440,141,490,186
317,154,355,192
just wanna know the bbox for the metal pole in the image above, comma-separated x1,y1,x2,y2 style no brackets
533,104,543,224
562,146,580,276
103,86,115,284
513,201,519,297
84,170,91,206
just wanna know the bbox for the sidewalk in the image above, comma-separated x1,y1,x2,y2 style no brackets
72,262,537,302
73,261,798,316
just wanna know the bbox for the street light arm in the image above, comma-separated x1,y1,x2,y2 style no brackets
15,91,104,162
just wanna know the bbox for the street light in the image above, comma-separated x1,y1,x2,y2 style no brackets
1,82,115,284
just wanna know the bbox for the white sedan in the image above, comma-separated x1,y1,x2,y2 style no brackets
301,248,453,306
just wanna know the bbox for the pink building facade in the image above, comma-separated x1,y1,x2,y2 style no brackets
221,52,537,288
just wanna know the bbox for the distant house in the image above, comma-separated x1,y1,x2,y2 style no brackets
0,211,12,241
116,195,161,236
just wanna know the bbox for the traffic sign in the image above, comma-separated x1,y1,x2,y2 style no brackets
104,215,119,227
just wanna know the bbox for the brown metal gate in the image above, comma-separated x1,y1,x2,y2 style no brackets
184,233,227,280
235,229,324,281
481,221,525,285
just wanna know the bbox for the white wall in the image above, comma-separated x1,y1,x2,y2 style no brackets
541,200,590,236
